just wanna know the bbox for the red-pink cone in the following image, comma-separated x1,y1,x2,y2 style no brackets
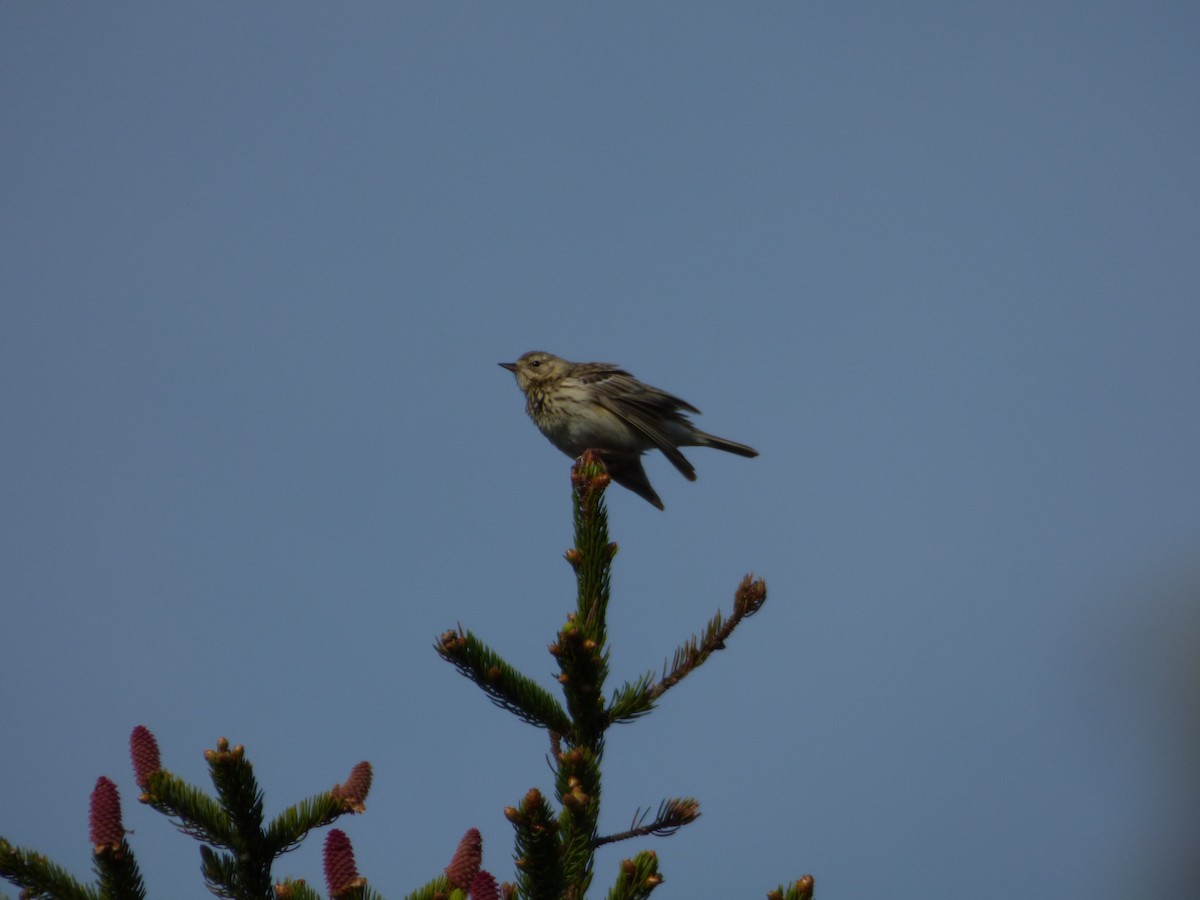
468,870,499,900
129,725,161,789
323,829,364,897
89,777,124,851
445,827,483,889
330,761,373,812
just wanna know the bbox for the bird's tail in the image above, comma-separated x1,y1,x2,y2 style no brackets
695,432,758,458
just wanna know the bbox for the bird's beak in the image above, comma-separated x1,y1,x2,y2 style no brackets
498,362,517,372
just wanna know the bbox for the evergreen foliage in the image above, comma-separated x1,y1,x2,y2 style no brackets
0,453,808,898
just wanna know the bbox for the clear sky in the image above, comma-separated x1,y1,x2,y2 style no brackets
2,4,1198,899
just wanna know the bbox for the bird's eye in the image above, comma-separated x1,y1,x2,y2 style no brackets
530,359,541,368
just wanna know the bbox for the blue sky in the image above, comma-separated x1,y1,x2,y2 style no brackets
2,4,1198,898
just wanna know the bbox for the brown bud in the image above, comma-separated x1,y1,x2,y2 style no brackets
735,574,768,614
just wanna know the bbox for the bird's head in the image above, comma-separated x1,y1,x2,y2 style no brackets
499,351,570,392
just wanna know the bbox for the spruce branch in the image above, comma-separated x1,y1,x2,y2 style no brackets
0,838,98,900
602,851,663,900
553,744,601,896
265,760,371,857
604,672,657,726
95,843,144,900
138,769,238,848
504,788,564,900
206,738,266,847
201,738,273,899
93,838,147,900
647,573,767,704
568,452,615,638
436,628,573,734
554,453,617,747
198,844,240,899
263,793,345,858
550,614,611,746
592,798,700,848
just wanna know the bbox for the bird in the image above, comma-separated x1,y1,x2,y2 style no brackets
499,351,758,509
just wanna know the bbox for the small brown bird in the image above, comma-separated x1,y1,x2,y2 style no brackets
500,351,758,509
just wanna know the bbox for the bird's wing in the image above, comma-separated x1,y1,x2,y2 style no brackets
597,387,698,481
577,367,701,414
